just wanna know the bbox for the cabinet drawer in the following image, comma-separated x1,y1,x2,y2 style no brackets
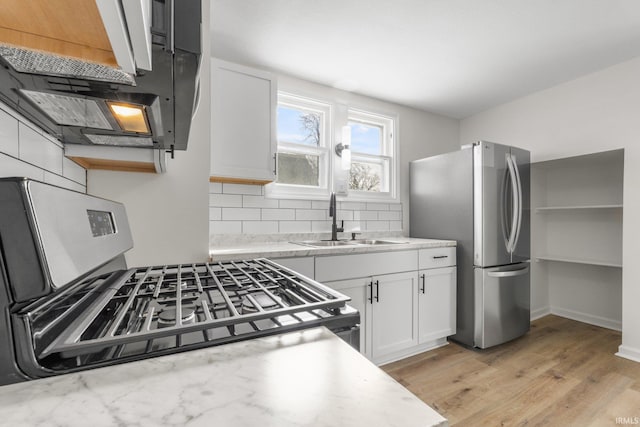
418,247,456,270
316,250,418,282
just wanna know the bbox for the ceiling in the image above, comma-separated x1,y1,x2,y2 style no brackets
211,0,640,119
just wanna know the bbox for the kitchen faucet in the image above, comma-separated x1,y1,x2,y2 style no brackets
329,192,344,241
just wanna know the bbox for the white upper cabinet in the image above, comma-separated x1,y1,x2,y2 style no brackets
210,59,277,184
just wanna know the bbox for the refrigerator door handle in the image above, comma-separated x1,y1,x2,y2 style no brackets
505,154,520,253
511,153,523,252
487,265,530,278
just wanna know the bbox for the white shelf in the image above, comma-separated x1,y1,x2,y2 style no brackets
535,204,623,213
535,255,622,268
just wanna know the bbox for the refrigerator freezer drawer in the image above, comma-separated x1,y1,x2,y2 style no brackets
474,262,530,348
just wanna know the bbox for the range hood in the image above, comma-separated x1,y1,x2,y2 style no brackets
0,0,201,153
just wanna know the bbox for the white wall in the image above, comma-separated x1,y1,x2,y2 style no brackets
460,56,640,361
0,102,86,192
87,2,212,267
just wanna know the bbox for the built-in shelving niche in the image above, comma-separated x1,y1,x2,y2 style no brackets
531,149,623,330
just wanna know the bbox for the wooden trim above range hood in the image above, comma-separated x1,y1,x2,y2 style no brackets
0,0,117,66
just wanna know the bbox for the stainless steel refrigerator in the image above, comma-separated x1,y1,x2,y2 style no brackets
410,141,530,349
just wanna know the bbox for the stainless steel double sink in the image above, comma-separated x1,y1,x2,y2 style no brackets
291,239,405,248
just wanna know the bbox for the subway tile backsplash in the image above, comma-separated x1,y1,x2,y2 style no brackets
0,102,86,192
209,182,403,236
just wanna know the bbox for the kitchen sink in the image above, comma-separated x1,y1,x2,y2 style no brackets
351,239,405,245
292,240,360,247
292,239,405,248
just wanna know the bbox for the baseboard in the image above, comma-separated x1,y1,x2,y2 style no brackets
531,306,551,321
376,338,449,366
550,306,622,331
616,345,640,363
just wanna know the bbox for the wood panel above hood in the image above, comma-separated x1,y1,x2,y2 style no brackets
0,0,117,66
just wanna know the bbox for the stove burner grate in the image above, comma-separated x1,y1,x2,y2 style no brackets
30,259,350,363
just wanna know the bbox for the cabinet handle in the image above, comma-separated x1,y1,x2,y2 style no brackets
375,280,379,302
273,154,277,175
420,274,426,294
368,281,373,304
432,255,448,259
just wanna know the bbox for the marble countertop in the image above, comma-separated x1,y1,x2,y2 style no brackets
0,327,447,427
209,237,456,262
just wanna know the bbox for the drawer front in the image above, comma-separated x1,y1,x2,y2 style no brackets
418,247,456,270
316,250,418,282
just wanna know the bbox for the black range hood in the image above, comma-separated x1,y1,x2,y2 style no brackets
0,0,201,152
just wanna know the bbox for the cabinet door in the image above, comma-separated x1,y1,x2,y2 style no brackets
323,278,370,358
211,59,276,183
418,266,456,344
370,271,418,362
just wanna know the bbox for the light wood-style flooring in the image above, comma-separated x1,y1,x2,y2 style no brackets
383,315,640,426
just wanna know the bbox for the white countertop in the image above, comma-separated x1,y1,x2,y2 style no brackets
209,237,456,262
0,327,447,427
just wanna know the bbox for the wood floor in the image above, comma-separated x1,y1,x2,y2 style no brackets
382,315,640,426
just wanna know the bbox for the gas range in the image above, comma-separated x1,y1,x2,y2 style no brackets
0,178,359,385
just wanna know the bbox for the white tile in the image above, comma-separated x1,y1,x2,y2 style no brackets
340,201,365,210
336,210,354,221
209,207,222,221
262,209,295,221
0,108,19,157
389,221,403,231
0,153,44,180
366,203,389,211
343,221,363,233
279,221,312,233
210,221,241,234
243,195,279,208
243,221,278,234
18,123,63,175
355,210,378,221
378,211,402,221
209,182,223,193
280,199,312,209
43,171,85,192
209,193,242,208
222,208,261,221
62,157,86,185
312,200,330,210
390,203,403,211
296,209,326,220
366,221,390,231
222,183,263,195
312,221,332,233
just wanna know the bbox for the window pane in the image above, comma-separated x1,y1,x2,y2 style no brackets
349,161,383,192
276,153,320,186
277,106,320,146
349,122,382,155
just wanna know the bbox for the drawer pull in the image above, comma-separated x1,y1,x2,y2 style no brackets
432,255,448,259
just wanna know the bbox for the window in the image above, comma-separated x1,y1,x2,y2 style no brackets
347,109,395,199
266,93,331,199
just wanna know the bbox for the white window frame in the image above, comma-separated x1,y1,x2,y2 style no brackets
266,93,332,200
346,108,398,202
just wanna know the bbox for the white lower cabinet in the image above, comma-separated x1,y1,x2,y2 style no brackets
320,277,370,357
418,266,456,344
370,272,419,361
317,248,456,365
